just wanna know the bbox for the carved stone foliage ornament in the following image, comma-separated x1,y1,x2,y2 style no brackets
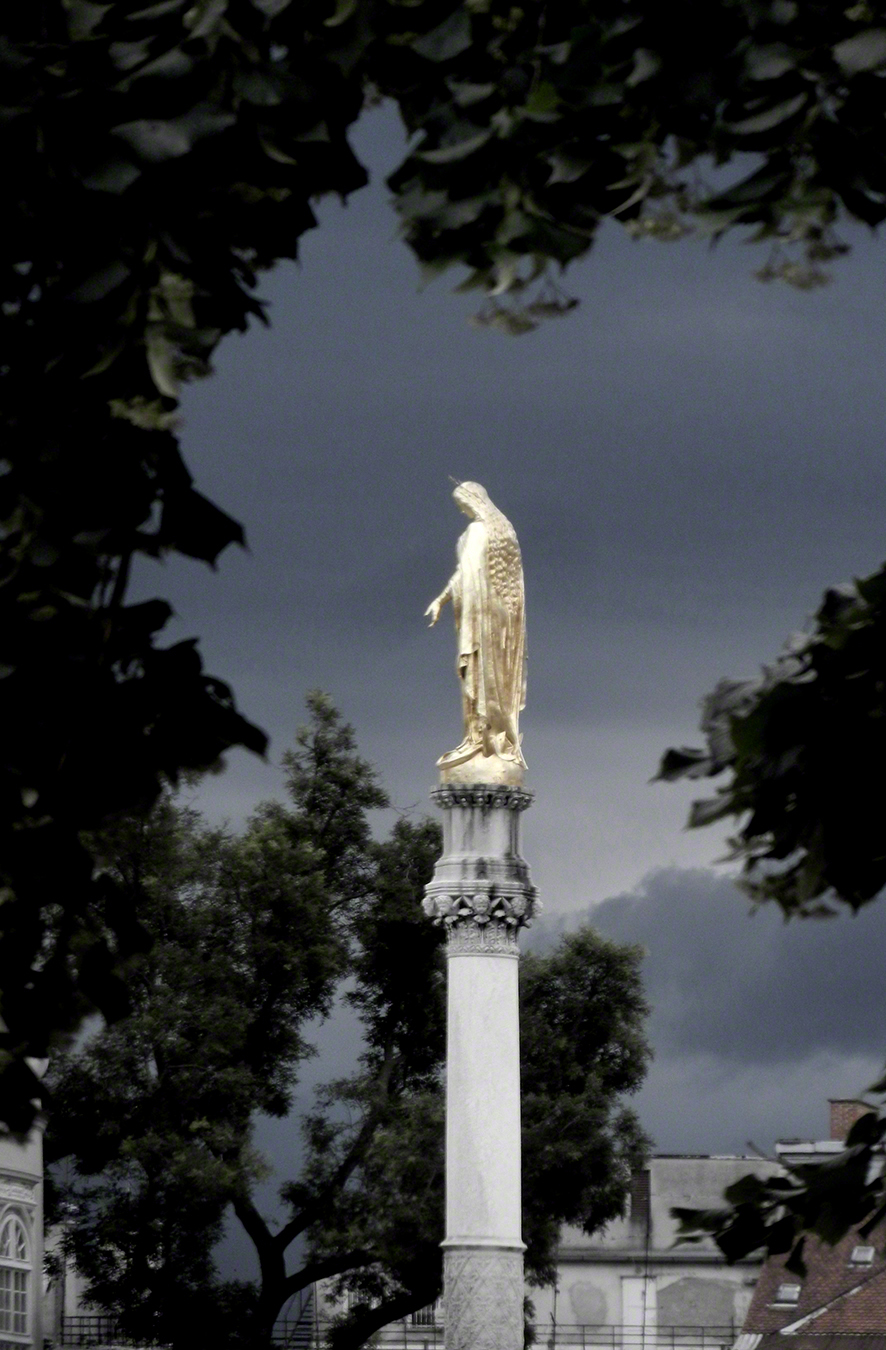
445,920,522,954
422,887,539,938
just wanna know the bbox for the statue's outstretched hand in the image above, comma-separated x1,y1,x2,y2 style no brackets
425,598,442,627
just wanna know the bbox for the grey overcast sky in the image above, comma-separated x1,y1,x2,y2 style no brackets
130,103,886,1273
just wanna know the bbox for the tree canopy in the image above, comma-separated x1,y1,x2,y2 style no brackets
657,562,886,918
656,564,886,1271
8,0,886,1127
47,696,651,1350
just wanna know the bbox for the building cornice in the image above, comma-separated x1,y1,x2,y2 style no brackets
556,1246,763,1267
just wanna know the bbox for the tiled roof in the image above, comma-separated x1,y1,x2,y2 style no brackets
755,1336,886,1350
743,1221,886,1335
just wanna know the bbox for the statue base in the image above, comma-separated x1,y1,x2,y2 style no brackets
438,754,525,788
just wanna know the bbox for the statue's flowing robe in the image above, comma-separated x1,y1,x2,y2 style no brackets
451,520,526,762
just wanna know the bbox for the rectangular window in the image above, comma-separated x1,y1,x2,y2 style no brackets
0,1268,28,1336
774,1283,801,1306
12,1273,25,1335
851,1246,875,1266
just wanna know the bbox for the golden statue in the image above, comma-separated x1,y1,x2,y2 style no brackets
426,482,527,774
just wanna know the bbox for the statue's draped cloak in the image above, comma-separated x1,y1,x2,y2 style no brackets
451,519,526,761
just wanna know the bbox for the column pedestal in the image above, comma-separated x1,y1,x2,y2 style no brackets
423,782,539,1350
443,1247,525,1350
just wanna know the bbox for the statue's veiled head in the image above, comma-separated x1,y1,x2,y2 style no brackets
453,481,491,519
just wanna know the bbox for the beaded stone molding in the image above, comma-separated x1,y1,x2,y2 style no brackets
431,784,533,812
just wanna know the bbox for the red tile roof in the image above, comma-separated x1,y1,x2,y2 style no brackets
744,1221,886,1335
755,1336,886,1350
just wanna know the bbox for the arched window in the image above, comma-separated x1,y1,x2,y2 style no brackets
0,1212,30,1343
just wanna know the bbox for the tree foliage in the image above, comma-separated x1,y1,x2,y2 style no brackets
47,696,651,1350
47,695,368,1345
674,1093,886,1276
657,567,886,1264
10,0,886,1124
384,0,886,330
658,562,886,917
520,929,654,1280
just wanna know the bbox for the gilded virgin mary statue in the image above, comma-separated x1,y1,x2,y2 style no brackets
425,481,527,773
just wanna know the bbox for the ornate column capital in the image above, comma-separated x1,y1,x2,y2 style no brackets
422,889,539,943
424,780,540,943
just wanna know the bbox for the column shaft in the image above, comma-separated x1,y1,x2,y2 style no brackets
445,944,521,1244
423,784,538,1350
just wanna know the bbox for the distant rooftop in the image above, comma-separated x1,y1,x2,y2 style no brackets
654,1153,767,1161
776,1140,845,1155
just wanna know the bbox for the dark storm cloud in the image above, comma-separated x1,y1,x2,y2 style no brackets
552,867,886,1067
159,181,886,688
526,867,886,1153
115,102,886,1269
632,1049,883,1156
131,103,886,1159
133,104,886,911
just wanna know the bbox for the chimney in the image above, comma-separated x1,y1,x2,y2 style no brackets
829,1098,874,1141
629,1168,651,1242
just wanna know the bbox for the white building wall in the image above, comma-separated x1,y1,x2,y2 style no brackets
0,1127,44,1350
533,1156,776,1334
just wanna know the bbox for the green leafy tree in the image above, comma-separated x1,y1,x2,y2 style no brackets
48,697,366,1346
9,0,886,1125
520,929,655,1279
48,698,651,1349
658,563,886,918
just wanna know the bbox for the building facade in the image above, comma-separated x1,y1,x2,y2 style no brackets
0,1127,44,1350
311,1153,779,1348
530,1155,779,1344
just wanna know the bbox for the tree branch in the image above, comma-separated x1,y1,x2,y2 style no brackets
275,1055,399,1252
280,1248,375,1301
232,1192,282,1287
325,1284,442,1350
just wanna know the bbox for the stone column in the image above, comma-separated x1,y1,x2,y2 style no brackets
423,780,539,1350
